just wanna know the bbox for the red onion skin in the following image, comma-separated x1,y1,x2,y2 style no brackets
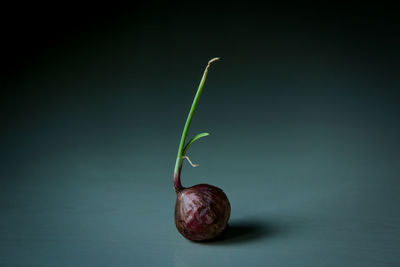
175,184,231,241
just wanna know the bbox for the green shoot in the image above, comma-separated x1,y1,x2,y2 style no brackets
173,57,220,191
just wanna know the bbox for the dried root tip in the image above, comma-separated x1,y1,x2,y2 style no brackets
182,156,199,167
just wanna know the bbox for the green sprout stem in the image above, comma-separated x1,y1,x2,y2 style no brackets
174,57,220,192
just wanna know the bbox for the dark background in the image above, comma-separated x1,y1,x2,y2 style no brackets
1,2,399,266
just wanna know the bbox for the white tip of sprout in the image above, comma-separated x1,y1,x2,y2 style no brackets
208,57,220,65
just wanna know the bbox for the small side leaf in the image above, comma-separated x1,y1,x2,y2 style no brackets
182,132,209,155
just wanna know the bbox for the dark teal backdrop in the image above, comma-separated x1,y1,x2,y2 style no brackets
1,3,399,266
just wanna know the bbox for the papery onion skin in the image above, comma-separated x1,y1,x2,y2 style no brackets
175,184,231,241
